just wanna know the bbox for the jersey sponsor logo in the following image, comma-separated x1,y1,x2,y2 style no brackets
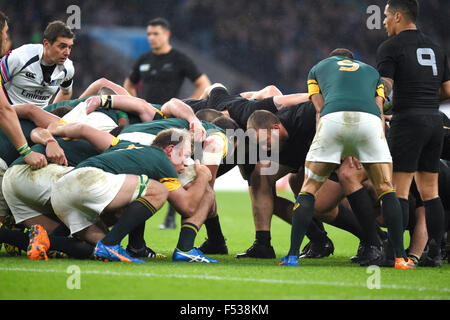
25,72,36,79
20,89,51,101
161,63,173,72
139,64,150,72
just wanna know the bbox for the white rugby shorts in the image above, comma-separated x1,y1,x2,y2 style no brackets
2,164,73,223
306,111,392,164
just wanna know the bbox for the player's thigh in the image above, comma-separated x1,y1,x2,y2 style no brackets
417,115,444,174
388,113,432,173
315,178,345,214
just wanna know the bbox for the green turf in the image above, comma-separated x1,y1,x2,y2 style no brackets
0,191,449,300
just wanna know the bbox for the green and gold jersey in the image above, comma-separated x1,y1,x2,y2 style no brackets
0,119,36,166
11,138,100,167
128,103,166,124
307,56,385,118
76,143,181,191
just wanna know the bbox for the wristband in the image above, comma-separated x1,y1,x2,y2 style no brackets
45,139,57,145
100,95,113,109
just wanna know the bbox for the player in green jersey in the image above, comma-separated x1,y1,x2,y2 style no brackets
279,48,414,269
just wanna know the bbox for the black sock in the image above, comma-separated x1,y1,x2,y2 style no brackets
205,215,225,244
102,198,157,246
288,192,315,257
398,198,410,231
329,204,364,240
176,223,199,252
423,197,445,246
49,235,94,259
128,222,146,250
0,227,28,251
347,187,380,246
305,219,328,243
255,230,271,246
49,223,71,237
380,191,406,258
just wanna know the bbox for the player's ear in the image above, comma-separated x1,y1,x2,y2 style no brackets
272,123,281,131
163,144,175,156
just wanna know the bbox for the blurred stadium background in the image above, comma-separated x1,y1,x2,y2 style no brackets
1,0,449,190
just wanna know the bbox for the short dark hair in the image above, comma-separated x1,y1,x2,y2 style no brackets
329,48,354,59
98,86,118,96
212,116,240,131
147,17,171,31
387,0,419,23
152,128,192,149
195,108,223,122
247,110,280,130
43,20,75,44
49,106,73,118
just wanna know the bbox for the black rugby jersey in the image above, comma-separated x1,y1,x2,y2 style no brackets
376,30,450,113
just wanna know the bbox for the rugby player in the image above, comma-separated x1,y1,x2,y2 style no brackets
377,0,450,266
279,48,414,269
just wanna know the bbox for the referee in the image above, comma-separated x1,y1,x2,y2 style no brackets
124,17,211,229
123,17,211,104
376,0,450,266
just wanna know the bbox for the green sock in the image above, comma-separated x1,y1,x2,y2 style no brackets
380,190,406,258
176,223,199,252
288,192,315,257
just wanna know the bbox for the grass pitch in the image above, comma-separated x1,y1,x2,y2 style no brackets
0,192,449,300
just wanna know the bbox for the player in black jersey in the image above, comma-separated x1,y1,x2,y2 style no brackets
377,0,450,266
124,18,210,104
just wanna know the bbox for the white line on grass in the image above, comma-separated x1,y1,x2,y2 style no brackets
1,266,449,294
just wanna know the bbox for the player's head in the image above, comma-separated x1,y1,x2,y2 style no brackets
247,110,285,151
384,0,419,36
42,20,74,65
97,86,118,96
0,11,9,56
146,17,171,52
329,48,354,60
195,108,223,122
152,128,193,173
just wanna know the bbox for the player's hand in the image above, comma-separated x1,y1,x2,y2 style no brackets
194,160,212,182
45,141,68,166
345,157,363,170
24,151,47,170
86,96,101,114
189,120,206,142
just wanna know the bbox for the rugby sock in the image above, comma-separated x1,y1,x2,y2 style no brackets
398,198,410,231
255,230,271,246
102,198,157,246
288,192,315,257
204,215,226,245
305,219,328,243
48,235,94,259
176,223,199,252
49,223,71,237
329,204,364,240
347,187,381,246
0,227,28,251
423,198,445,246
379,190,406,258
128,222,146,250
